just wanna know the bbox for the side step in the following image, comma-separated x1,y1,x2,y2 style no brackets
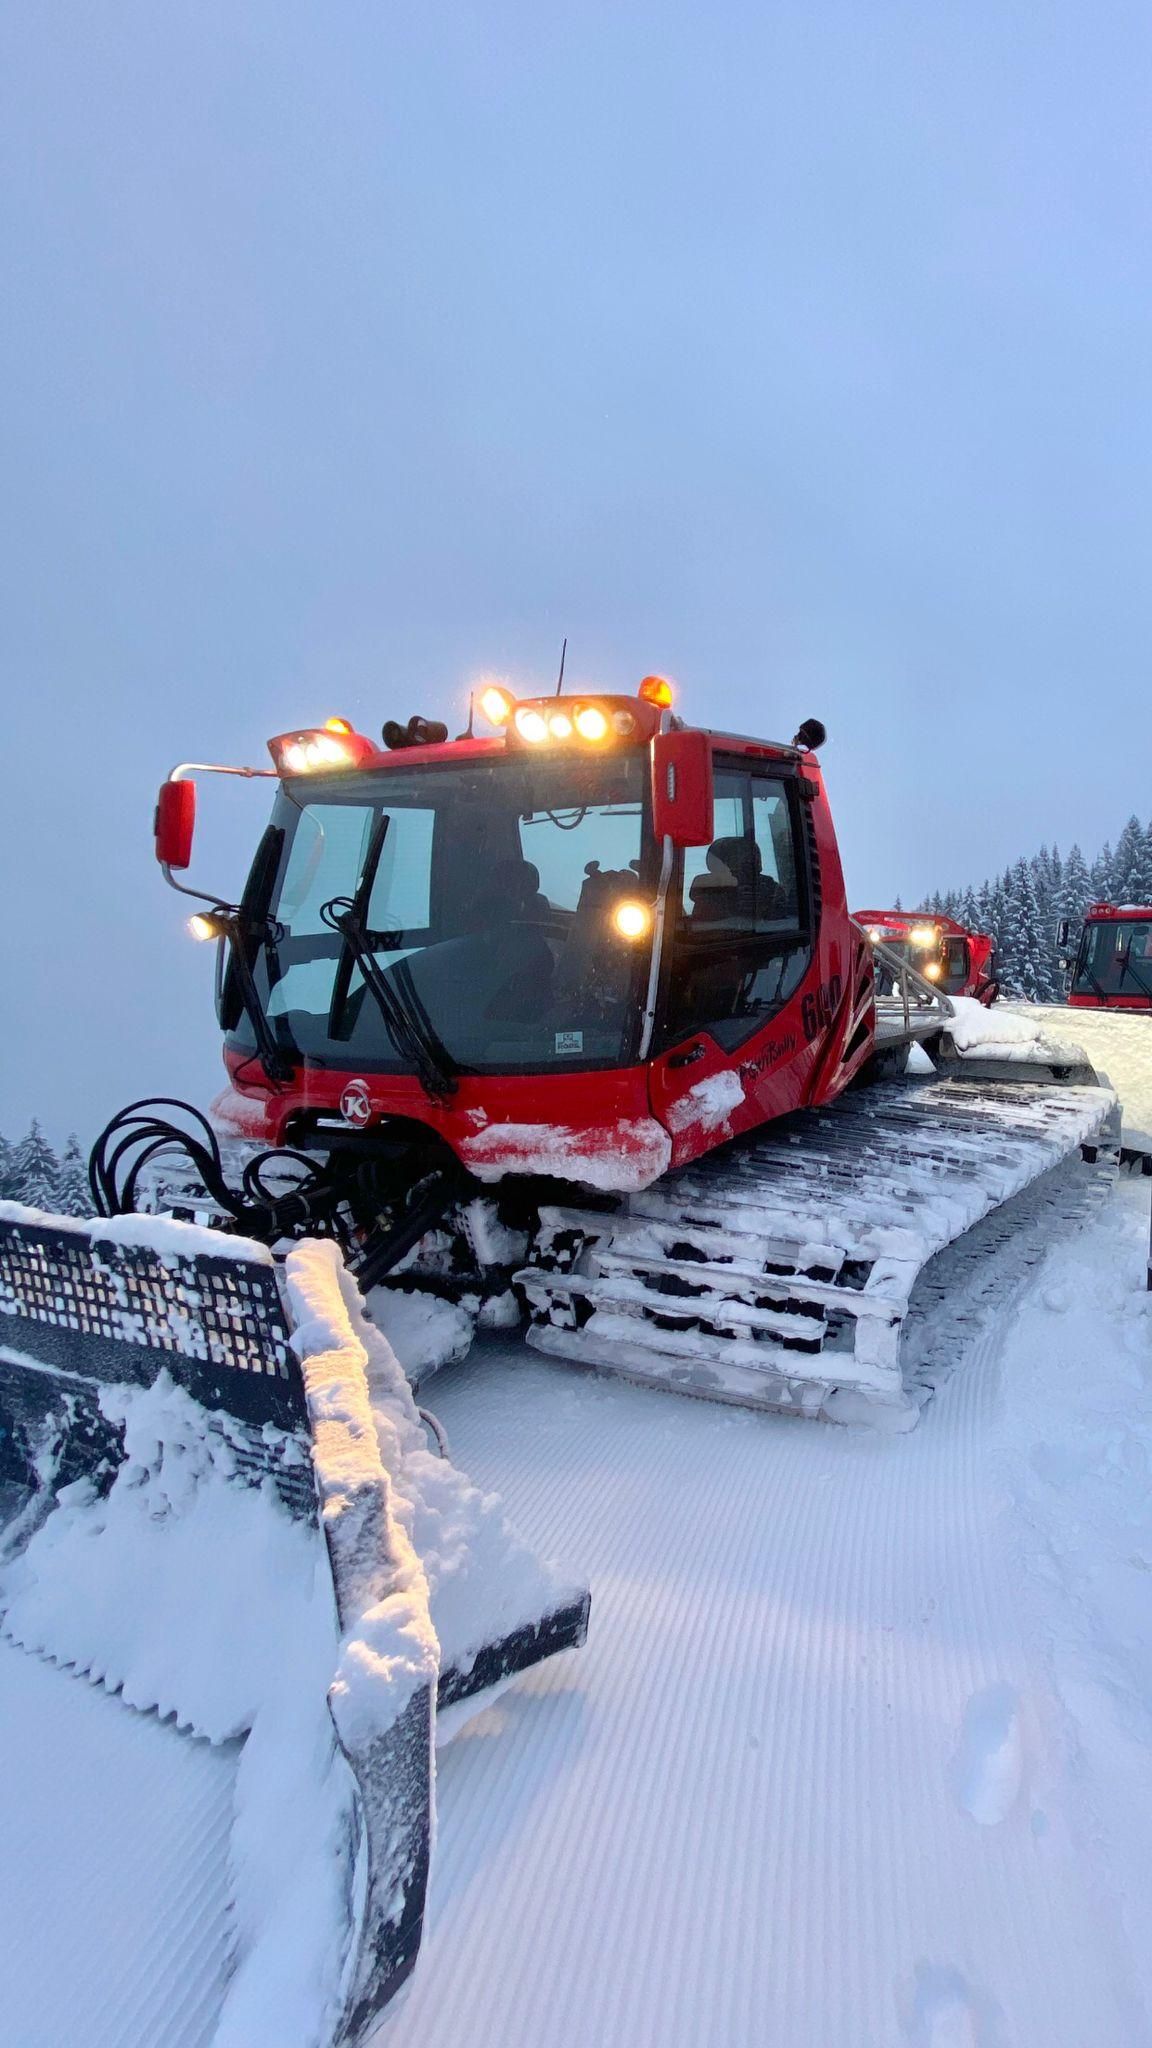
517,1077,1119,1425
0,1208,589,2044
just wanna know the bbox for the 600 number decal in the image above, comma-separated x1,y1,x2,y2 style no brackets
801,975,843,1042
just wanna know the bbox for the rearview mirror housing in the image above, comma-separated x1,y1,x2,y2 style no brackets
1055,918,1070,949
651,730,714,847
155,778,196,870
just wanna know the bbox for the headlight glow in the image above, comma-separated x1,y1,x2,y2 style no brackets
480,684,515,726
514,706,549,743
613,900,652,940
923,960,942,980
574,704,610,741
910,924,936,948
549,711,574,739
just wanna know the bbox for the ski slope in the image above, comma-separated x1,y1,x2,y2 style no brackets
0,1007,1149,2047
0,1647,236,2048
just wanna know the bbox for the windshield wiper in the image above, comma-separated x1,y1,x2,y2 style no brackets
1118,947,1152,1002
323,901,458,1100
1074,962,1112,1004
322,810,458,1099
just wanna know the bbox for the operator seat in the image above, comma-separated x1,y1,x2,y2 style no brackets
689,836,785,925
466,857,551,930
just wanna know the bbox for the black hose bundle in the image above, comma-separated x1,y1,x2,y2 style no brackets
88,1098,334,1240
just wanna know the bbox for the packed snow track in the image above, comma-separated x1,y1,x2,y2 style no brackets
0,1646,237,2048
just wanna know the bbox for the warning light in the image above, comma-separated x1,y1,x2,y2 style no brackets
324,716,353,735
479,685,515,727
639,675,674,710
613,900,652,941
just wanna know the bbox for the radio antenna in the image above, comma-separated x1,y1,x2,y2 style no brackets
555,637,567,696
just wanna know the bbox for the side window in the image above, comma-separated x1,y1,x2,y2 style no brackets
278,804,375,933
680,779,745,923
750,779,801,930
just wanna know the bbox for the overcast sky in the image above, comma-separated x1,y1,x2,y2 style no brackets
2,0,1149,1141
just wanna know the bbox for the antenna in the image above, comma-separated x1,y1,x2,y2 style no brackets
456,692,475,742
555,638,567,696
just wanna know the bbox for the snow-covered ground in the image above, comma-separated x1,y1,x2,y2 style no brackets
1,1006,1150,2046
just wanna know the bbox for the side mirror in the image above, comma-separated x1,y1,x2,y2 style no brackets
651,730,714,847
155,778,196,870
1055,918,1070,949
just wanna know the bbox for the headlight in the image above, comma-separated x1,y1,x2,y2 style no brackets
480,684,515,726
574,704,610,742
923,960,942,980
514,706,549,744
613,900,652,940
910,924,936,948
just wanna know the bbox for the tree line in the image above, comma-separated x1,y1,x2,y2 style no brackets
917,813,1152,1002
0,1122,93,1216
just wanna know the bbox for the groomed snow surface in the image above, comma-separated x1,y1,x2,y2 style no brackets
1,1006,1151,2046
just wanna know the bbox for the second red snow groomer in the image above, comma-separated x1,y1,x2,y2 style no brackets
854,909,999,1005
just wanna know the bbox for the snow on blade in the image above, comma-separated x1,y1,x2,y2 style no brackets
367,1286,474,1385
0,1375,359,2048
286,1241,583,1722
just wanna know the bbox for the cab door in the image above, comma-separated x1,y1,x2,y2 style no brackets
648,759,816,1156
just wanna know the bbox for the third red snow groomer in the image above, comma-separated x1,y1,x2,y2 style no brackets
1061,903,1152,1012
853,910,999,1004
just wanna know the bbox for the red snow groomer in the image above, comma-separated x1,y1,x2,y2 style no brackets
854,909,999,1005
1062,902,1152,1012
74,671,1106,1425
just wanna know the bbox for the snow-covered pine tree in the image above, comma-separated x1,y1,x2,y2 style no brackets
9,1120,59,1210
0,1130,15,1201
1089,842,1115,903
1131,823,1147,905
53,1135,92,1218
1029,847,1064,999
1112,816,1147,907
1009,860,1048,1000
1060,844,1091,923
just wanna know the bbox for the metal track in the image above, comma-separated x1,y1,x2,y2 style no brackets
517,1076,1119,1423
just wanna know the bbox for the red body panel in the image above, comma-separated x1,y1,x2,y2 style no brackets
213,727,876,1192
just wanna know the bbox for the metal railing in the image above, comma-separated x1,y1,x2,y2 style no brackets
866,935,957,1035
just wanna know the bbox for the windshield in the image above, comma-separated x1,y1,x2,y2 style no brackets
1073,917,1152,999
237,751,655,1074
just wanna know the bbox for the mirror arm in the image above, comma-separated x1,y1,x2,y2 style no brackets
158,762,276,906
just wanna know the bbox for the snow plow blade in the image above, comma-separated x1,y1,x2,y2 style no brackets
0,1206,589,2045
519,1076,1120,1427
